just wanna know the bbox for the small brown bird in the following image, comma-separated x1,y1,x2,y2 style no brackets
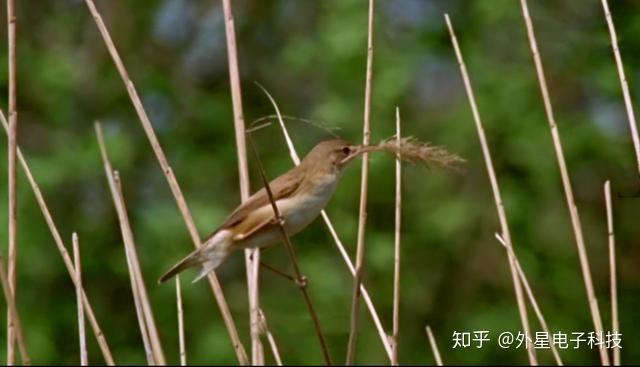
159,139,360,283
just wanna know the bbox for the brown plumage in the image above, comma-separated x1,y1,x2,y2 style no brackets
159,139,356,283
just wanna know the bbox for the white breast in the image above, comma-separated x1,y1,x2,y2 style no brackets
237,174,339,249
279,175,338,235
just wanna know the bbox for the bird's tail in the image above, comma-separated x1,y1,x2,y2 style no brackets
158,230,232,284
158,249,202,283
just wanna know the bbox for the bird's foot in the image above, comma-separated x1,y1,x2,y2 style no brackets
295,276,308,289
270,216,285,227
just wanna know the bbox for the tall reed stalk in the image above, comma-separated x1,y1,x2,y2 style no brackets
176,276,187,366
519,1,609,364
604,181,619,366
445,13,537,365
346,0,375,363
391,108,402,365
95,122,166,364
494,234,563,365
6,0,18,362
220,1,264,363
0,252,28,365
72,233,88,366
600,0,640,175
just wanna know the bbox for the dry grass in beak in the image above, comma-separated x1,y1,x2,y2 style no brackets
355,137,465,171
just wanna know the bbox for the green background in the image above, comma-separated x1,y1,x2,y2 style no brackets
0,0,639,364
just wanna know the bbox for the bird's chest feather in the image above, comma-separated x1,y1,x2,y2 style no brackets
235,174,338,249
279,176,337,234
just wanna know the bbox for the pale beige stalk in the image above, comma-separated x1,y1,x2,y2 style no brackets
176,276,187,366
258,85,394,361
391,107,402,365
116,168,167,364
220,0,263,364
346,0,375,363
73,233,88,366
96,123,166,364
495,234,563,365
601,0,640,175
0,110,115,365
123,231,155,365
83,1,248,362
604,181,619,365
6,0,18,362
0,252,29,365
445,14,537,365
519,1,609,364
425,326,442,366
258,309,282,366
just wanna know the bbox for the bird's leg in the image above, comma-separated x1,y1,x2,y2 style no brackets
269,215,285,227
259,261,307,289
295,275,308,289
259,261,296,283
263,216,308,288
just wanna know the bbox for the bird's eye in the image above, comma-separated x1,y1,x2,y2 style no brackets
342,146,351,155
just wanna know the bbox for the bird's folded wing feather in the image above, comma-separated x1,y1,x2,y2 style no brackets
203,165,305,241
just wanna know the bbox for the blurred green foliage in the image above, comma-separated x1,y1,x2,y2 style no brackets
0,0,639,364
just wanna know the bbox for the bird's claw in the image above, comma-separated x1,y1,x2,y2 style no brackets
270,216,285,226
296,276,308,289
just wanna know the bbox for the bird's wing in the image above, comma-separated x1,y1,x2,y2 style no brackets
203,165,304,240
231,215,275,241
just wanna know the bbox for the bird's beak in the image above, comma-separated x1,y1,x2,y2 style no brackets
340,145,376,165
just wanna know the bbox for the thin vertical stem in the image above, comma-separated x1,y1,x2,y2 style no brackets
83,2,248,363
73,233,88,366
123,233,155,365
176,276,187,366
604,181,619,366
346,0,375,363
258,84,394,361
6,0,18,363
601,0,640,175
258,309,282,366
246,135,332,365
495,234,563,365
0,110,115,365
95,122,165,364
519,1,609,364
425,326,442,366
220,0,250,202
391,107,402,365
445,14,537,365
219,0,263,364
117,173,167,365
0,253,29,365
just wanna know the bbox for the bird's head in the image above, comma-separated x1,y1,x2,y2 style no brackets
301,138,362,176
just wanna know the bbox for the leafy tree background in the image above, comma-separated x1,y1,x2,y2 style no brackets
0,0,639,364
